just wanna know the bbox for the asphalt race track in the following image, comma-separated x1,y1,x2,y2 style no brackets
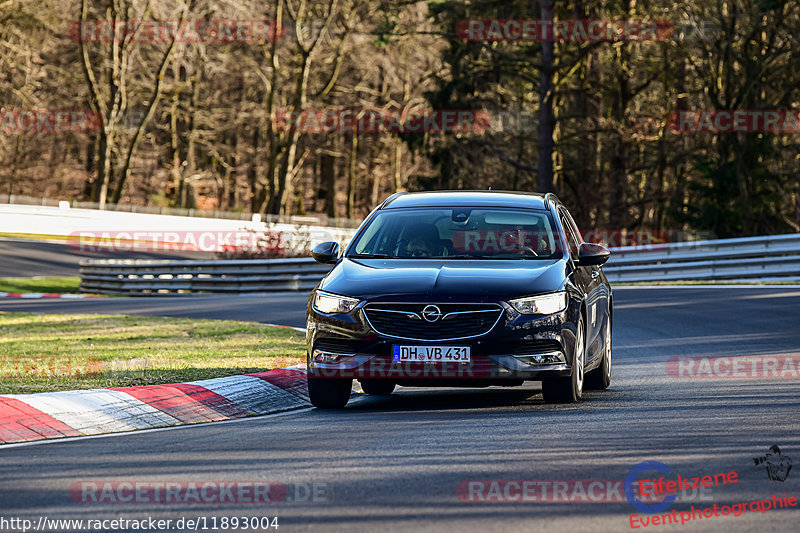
1,286,799,532
0,238,214,277
0,292,310,326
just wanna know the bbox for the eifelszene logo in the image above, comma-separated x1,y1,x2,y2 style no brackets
625,461,678,513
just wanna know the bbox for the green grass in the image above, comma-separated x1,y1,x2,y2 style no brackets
0,313,305,393
0,276,83,294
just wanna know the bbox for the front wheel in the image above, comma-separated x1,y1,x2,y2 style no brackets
585,317,611,390
542,316,585,403
308,377,352,408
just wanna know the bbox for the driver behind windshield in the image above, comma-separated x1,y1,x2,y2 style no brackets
407,237,437,257
401,223,446,257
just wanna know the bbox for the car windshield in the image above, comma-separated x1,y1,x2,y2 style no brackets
348,207,562,259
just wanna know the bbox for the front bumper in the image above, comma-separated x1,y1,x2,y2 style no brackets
306,301,579,382
308,354,570,381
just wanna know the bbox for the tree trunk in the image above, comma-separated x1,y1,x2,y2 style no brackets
347,132,357,218
606,0,634,229
796,157,800,231
537,0,555,194
321,152,337,218
370,148,380,207
260,0,284,215
393,140,402,192
96,129,114,207
274,53,311,215
249,126,262,213
110,2,191,205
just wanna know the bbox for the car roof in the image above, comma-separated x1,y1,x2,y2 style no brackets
382,190,553,210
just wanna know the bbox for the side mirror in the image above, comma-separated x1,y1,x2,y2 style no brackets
311,241,340,264
576,242,610,266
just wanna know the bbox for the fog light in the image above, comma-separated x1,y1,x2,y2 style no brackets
313,350,341,363
514,352,566,365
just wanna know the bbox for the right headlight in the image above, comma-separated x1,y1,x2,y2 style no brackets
508,291,567,315
313,290,361,314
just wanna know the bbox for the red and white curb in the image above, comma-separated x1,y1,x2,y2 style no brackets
0,292,102,299
0,366,356,445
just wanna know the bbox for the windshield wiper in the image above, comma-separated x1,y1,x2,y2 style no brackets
349,253,392,259
437,254,548,260
433,255,492,259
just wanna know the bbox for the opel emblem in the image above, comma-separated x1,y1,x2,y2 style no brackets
421,305,442,322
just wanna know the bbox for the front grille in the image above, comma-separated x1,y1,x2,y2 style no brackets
363,303,503,340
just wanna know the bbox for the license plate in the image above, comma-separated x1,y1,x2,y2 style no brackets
392,345,471,362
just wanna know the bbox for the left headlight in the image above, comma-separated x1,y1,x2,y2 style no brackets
508,291,567,315
313,290,361,314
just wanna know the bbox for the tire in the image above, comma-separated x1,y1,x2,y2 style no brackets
542,315,585,403
586,316,612,390
360,379,395,396
308,377,352,408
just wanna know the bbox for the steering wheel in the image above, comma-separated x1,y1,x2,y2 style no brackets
393,240,410,257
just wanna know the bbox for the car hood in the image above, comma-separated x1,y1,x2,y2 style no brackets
319,258,568,302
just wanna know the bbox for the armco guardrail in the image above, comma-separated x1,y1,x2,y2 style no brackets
80,258,332,294
604,233,800,283
79,233,800,294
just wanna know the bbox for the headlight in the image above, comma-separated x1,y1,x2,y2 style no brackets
509,291,567,315
313,290,361,314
